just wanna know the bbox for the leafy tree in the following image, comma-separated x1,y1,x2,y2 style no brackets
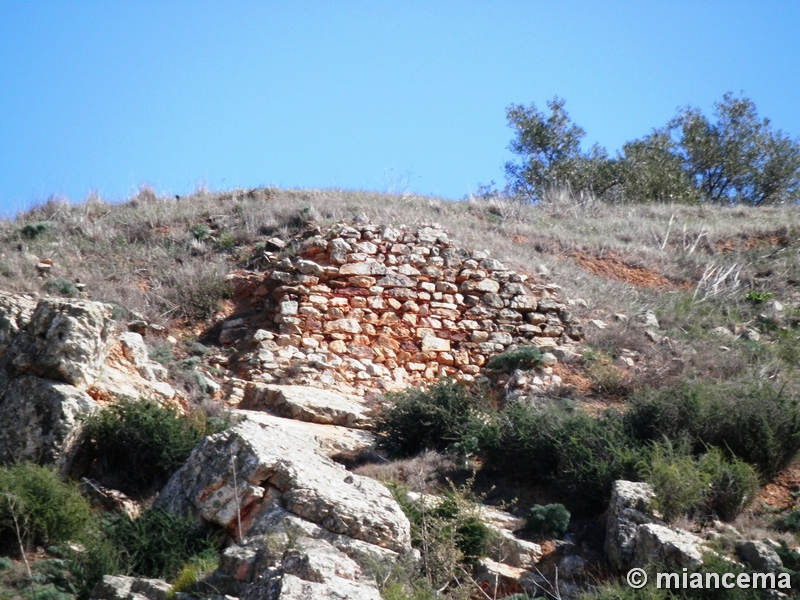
504,97,620,201
668,93,800,205
620,131,700,204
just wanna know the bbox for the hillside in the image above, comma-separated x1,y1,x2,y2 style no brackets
1,187,800,599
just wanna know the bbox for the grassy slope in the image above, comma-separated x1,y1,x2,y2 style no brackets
3,186,799,398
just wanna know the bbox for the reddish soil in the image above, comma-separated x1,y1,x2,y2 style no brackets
714,231,793,254
756,463,800,512
571,251,688,290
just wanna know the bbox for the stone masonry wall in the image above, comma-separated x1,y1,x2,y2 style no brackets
224,221,583,394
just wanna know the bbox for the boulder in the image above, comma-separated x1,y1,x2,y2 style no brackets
0,292,37,357
736,540,783,572
0,375,97,471
242,384,371,428
155,420,411,553
605,480,660,570
90,575,171,600
7,298,113,387
633,524,705,568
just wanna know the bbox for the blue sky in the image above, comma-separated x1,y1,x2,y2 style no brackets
1,1,799,215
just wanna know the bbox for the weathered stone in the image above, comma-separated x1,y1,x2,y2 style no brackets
243,383,371,428
605,480,660,571
324,319,362,334
8,298,113,387
376,273,415,288
338,262,387,276
155,420,411,552
0,292,37,358
0,375,97,472
736,540,782,572
633,524,705,568
509,295,538,312
420,337,450,352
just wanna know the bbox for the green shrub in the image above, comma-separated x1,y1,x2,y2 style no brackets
774,509,800,533
625,382,800,478
551,410,643,505
374,380,489,458
640,442,759,522
82,399,204,493
106,508,217,580
189,223,211,240
485,345,543,372
0,463,91,548
698,448,759,521
42,277,79,298
525,504,570,537
20,221,54,239
481,402,642,509
744,290,774,304
639,440,709,522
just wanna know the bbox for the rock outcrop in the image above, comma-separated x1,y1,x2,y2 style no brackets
226,222,583,395
0,292,175,473
605,480,710,571
155,418,411,553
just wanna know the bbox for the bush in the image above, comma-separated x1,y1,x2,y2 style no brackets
525,504,570,537
20,221,54,239
82,399,205,493
0,463,91,548
485,345,543,372
698,448,759,521
374,380,489,458
640,442,759,522
481,402,642,509
42,277,79,298
625,382,800,478
189,223,211,240
639,440,709,522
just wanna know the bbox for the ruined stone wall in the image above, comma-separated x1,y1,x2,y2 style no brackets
227,222,583,393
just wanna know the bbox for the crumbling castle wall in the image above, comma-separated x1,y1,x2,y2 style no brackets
225,222,583,393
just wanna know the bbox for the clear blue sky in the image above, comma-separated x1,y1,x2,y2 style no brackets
2,1,799,214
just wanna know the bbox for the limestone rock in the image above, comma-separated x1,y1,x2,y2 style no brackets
90,575,171,600
736,540,782,572
633,524,705,568
155,420,411,553
605,480,660,570
0,375,97,472
0,292,37,358
7,298,113,387
242,383,371,428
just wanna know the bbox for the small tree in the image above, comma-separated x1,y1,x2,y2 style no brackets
669,93,800,205
504,97,620,202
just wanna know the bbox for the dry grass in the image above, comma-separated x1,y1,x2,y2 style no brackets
2,184,800,392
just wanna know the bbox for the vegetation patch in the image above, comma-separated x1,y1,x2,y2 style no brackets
82,399,206,494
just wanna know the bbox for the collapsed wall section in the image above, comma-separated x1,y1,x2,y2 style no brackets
227,222,583,392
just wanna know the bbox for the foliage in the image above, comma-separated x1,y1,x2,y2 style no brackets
503,93,800,205
669,93,800,205
524,504,570,537
639,441,757,522
42,277,80,298
374,380,488,458
20,221,54,239
82,399,205,493
189,223,212,240
167,552,219,598
0,463,91,548
744,290,774,304
773,509,800,533
624,381,800,478
390,482,492,591
504,98,619,202
104,508,217,580
485,345,543,372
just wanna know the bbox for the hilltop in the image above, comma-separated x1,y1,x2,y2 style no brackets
1,186,800,599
